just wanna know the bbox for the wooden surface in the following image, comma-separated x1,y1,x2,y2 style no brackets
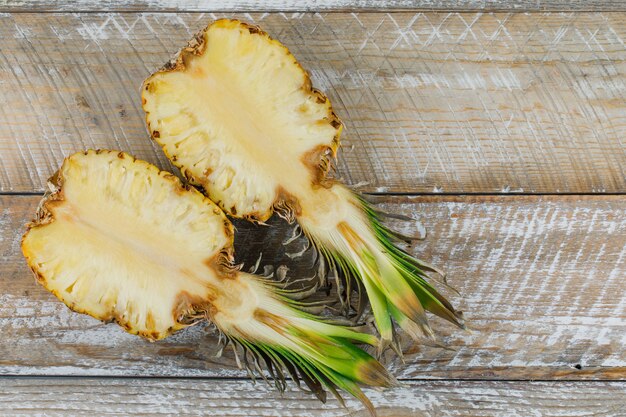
0,4,624,417
2,195,625,379
1,12,625,193
2,0,626,12
1,379,624,416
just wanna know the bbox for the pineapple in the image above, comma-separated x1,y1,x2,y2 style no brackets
22,150,395,410
142,19,464,349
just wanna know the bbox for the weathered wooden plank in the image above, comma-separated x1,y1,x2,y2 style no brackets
1,195,624,379
0,378,624,417
2,0,626,12
0,13,625,194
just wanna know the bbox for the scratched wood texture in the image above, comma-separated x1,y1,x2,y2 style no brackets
1,378,625,417
1,4,625,416
1,12,625,194
2,195,624,379
2,0,626,12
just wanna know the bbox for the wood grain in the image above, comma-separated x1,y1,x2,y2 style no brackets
0,13,625,194
2,0,626,12
0,378,624,417
2,194,624,379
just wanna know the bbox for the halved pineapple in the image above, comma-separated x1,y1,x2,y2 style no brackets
22,150,394,410
23,150,232,339
142,19,340,223
143,19,464,349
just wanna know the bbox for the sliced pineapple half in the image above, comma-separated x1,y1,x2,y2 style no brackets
22,150,394,410
23,150,233,339
142,19,340,223
142,20,463,347
142,19,464,349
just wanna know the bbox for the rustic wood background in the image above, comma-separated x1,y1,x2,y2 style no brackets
0,1,624,416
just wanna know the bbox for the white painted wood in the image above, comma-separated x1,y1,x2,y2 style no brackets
0,0,625,12
0,378,624,416
0,13,625,193
2,195,625,379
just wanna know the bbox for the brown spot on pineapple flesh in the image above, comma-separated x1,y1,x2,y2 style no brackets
246,25,262,34
173,182,192,195
145,311,156,330
204,249,237,279
31,267,46,284
192,66,205,78
300,145,335,185
173,290,216,325
310,87,327,104
24,183,64,228
275,186,302,217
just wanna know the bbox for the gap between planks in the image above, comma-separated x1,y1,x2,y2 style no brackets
0,374,623,383
5,9,626,14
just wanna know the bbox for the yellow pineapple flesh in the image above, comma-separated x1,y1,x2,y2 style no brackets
143,19,340,223
23,150,234,339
